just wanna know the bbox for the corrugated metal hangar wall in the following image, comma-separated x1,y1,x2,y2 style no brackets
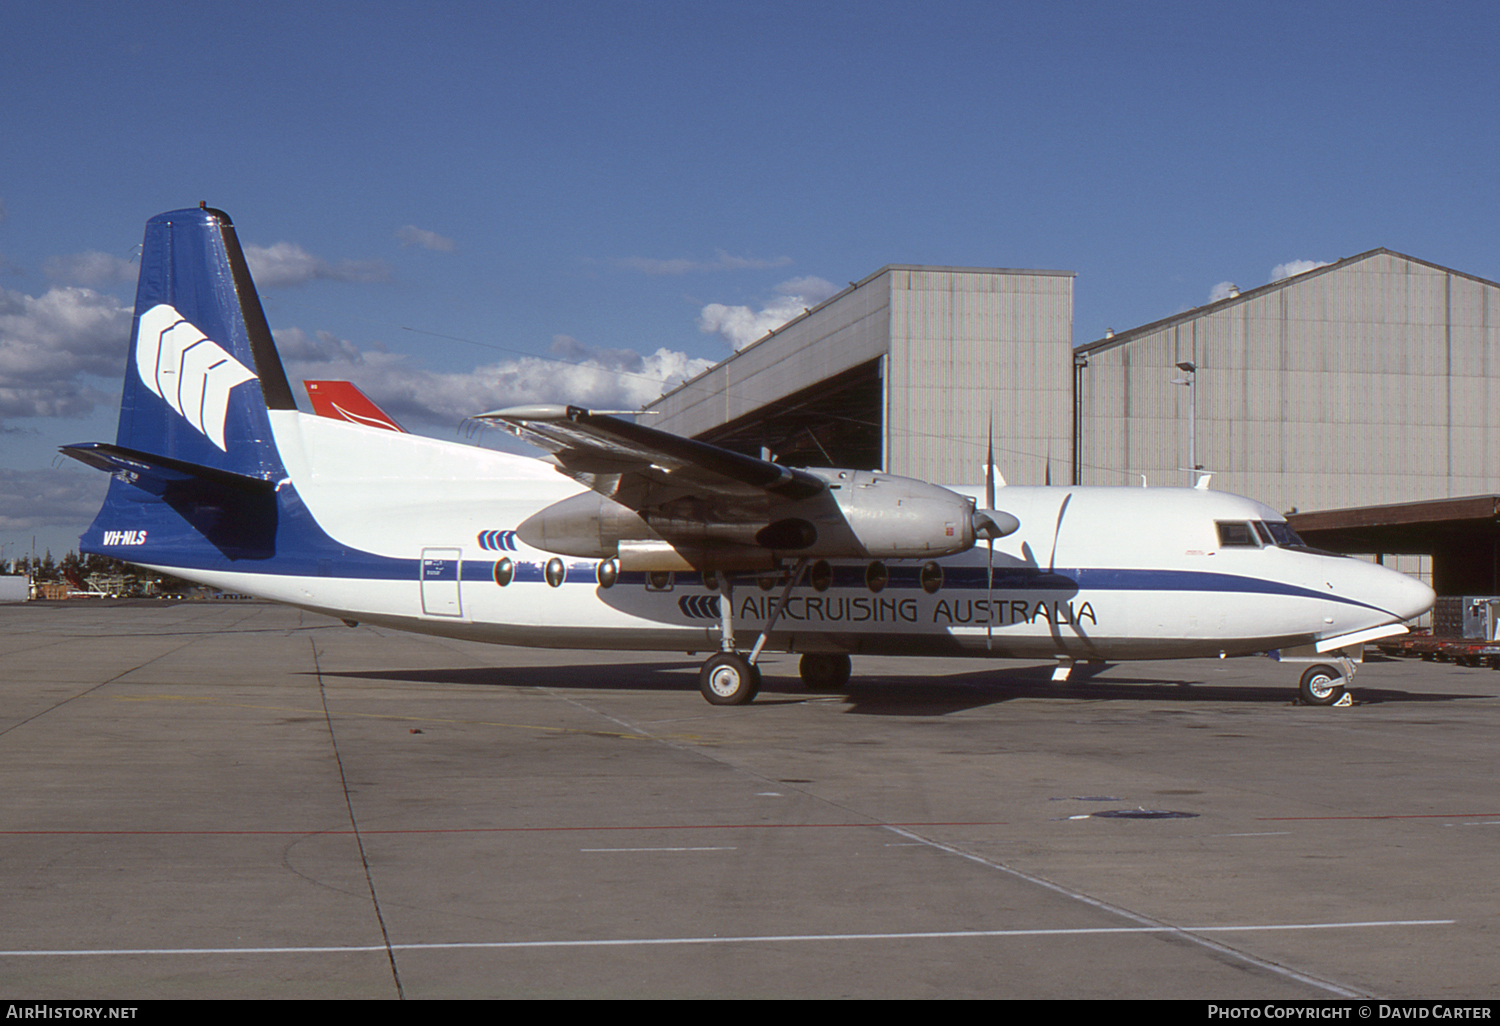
648,265,1076,487
1076,250,1500,515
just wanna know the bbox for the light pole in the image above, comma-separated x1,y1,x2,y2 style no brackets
1170,360,1200,484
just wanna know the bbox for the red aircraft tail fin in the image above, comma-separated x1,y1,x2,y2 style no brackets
303,380,405,432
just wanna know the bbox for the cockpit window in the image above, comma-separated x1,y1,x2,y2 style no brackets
1216,518,1333,552
1262,520,1304,547
1259,519,1346,557
1216,521,1260,547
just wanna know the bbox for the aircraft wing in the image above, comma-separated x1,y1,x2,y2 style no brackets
473,404,827,510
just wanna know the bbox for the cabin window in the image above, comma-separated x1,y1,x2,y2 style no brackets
493,557,514,587
545,557,566,587
646,570,674,591
596,559,618,588
920,561,943,594
1215,521,1260,547
865,561,888,593
810,560,833,592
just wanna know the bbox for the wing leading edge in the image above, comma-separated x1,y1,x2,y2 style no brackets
475,404,987,572
474,404,826,508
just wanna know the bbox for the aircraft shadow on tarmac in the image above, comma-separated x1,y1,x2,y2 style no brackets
311,662,701,694
309,659,1492,716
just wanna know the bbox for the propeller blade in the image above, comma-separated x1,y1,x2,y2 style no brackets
1047,493,1072,573
985,414,999,649
986,533,994,649
985,417,995,511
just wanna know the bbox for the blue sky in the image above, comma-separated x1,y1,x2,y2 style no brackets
1,0,1496,561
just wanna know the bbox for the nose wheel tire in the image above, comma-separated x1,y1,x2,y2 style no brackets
1298,664,1346,706
700,652,761,705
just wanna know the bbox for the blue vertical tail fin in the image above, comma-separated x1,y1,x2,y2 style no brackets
64,206,299,563
112,205,296,474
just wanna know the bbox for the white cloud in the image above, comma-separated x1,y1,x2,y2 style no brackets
1205,259,1333,304
395,225,456,252
278,328,714,430
1207,280,1238,303
44,250,137,286
616,250,794,275
697,276,839,350
0,284,132,420
473,337,716,412
243,242,390,288
1271,259,1331,282
774,276,837,298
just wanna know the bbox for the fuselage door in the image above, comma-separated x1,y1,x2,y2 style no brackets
420,547,463,617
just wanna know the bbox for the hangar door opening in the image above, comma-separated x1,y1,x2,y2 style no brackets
693,359,883,471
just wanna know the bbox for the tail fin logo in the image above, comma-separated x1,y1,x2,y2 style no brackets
135,303,257,451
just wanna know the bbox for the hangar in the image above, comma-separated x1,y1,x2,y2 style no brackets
650,264,1075,487
647,249,1500,597
1075,249,1500,510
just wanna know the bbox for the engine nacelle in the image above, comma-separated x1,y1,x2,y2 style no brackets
515,490,658,558
515,468,982,566
820,469,976,557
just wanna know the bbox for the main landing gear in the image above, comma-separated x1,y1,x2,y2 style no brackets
699,651,761,705
798,652,851,691
698,561,842,706
700,648,852,704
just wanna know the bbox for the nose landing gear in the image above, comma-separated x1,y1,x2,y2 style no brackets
1297,660,1354,706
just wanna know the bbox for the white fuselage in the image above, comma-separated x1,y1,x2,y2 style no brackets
144,411,1433,662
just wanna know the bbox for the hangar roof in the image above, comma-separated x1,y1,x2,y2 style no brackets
1289,494,1500,554
1076,248,1500,356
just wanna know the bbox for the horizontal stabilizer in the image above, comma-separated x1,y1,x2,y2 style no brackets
62,442,277,559
61,442,274,495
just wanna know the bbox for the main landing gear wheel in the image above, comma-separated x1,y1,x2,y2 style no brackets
1298,664,1346,706
700,652,761,705
799,653,851,691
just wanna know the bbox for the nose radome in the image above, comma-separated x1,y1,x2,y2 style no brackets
1391,570,1436,622
1357,561,1435,622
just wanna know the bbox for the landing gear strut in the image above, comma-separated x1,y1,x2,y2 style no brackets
696,561,807,706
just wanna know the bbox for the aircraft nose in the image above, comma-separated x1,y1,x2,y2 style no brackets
1353,560,1435,622
1385,568,1436,622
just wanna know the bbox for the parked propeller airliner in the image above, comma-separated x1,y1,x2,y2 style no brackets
65,207,1433,706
